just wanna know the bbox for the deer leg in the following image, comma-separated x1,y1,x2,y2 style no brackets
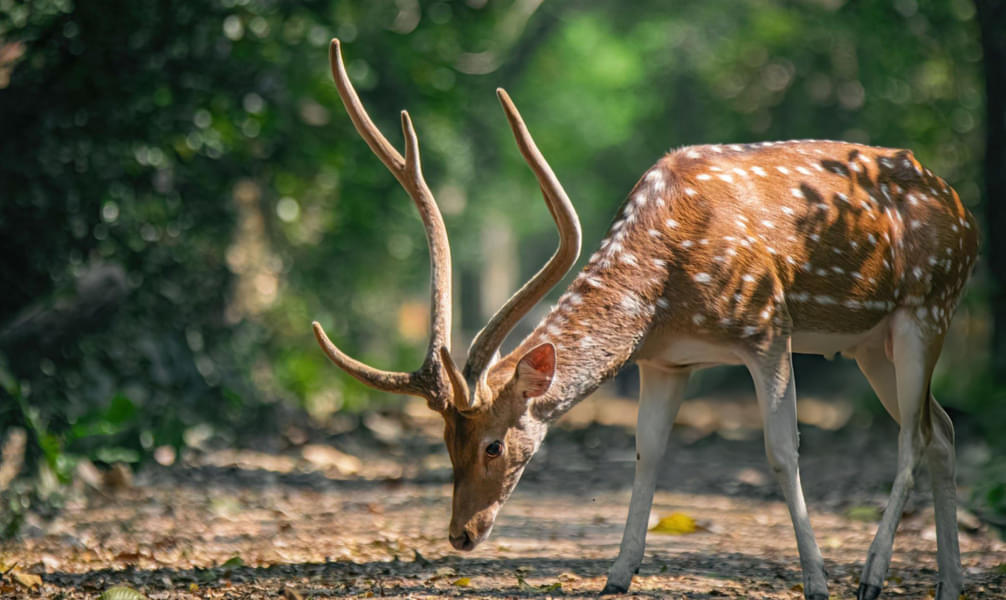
925,397,962,600
602,365,689,594
855,343,962,599
856,312,937,600
745,341,828,600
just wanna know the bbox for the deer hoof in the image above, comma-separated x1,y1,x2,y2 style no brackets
857,582,882,600
599,582,628,595
806,594,829,600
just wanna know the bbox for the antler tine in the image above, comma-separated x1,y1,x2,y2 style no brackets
315,39,461,409
313,322,418,394
329,39,405,173
464,89,582,382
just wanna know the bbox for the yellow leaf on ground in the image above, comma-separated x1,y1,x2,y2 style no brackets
11,569,42,589
650,512,698,535
99,586,148,600
451,577,471,587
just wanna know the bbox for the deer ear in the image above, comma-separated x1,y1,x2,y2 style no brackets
515,343,556,399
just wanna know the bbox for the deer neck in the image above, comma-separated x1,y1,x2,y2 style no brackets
511,208,674,422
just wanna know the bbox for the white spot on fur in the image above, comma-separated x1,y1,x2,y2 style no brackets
620,293,641,315
693,272,712,284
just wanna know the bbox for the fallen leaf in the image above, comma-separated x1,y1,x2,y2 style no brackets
115,550,146,563
9,569,41,589
451,577,471,587
99,586,148,600
516,575,537,592
220,555,244,569
846,505,881,523
650,512,698,535
515,574,561,592
434,566,456,578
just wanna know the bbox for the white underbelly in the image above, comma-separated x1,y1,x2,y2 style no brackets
636,317,892,371
791,316,891,358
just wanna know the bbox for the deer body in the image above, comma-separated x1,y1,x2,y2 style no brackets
315,40,977,600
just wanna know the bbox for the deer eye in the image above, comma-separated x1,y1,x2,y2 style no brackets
485,440,503,458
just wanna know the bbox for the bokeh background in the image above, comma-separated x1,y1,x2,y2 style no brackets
1,0,1003,537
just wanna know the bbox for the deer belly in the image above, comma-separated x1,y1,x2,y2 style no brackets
791,316,890,358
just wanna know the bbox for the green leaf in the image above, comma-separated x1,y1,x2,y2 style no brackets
94,447,140,464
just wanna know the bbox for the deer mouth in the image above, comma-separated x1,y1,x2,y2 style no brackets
449,530,477,551
448,518,495,552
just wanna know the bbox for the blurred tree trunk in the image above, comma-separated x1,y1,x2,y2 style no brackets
975,0,1006,378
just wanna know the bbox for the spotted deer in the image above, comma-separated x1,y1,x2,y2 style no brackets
313,39,979,600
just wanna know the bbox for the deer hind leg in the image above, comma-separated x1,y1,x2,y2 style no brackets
854,310,951,600
602,365,689,595
925,397,962,599
854,339,962,600
744,339,828,600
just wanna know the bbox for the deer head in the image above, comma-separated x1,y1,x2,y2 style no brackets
313,39,581,551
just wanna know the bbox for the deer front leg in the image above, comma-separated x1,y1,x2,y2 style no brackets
744,341,828,600
601,365,689,594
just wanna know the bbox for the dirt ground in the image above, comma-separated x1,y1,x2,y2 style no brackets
3,388,1005,599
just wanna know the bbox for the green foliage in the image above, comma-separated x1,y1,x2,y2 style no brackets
0,0,999,532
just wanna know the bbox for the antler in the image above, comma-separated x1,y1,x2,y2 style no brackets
313,39,464,411
462,90,582,386
314,41,580,414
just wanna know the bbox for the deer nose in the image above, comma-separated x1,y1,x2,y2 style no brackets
449,530,475,551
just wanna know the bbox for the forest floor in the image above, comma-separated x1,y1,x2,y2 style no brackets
3,385,1005,599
